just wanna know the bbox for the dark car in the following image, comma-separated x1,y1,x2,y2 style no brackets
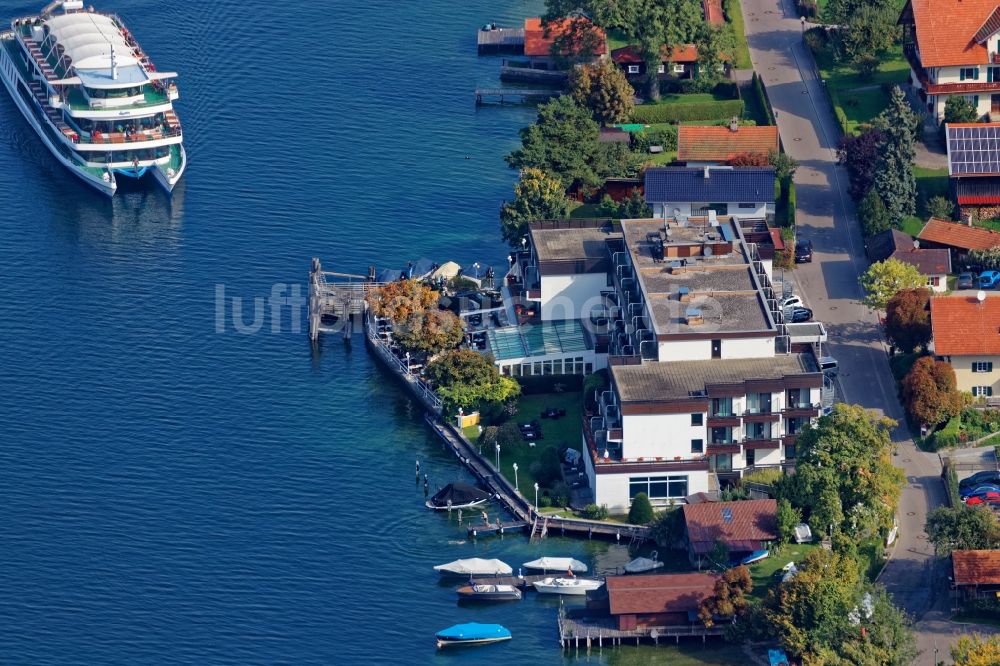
959,483,1000,500
795,240,813,263
957,272,976,290
788,306,813,323
959,471,1000,490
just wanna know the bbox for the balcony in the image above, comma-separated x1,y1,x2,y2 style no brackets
742,410,780,422
782,403,821,418
707,414,741,428
707,443,741,455
583,415,711,473
742,437,781,450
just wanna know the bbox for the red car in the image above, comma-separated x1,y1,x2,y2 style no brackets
965,492,1000,506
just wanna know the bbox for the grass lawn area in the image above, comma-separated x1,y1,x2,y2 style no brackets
747,543,820,600
607,641,751,665
656,92,731,105
951,612,1000,628
838,88,893,134
900,216,924,237
811,40,909,134
498,392,583,498
900,167,950,233
607,28,631,52
570,203,603,219
724,0,753,70
646,149,678,165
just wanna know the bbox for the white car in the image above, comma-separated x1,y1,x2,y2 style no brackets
780,295,804,309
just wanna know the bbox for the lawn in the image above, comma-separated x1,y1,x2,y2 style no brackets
491,391,583,500
724,0,753,70
747,543,820,599
607,28,631,52
901,166,949,234
607,642,751,665
570,203,603,219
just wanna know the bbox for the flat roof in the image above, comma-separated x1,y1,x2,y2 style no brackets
611,353,819,402
620,218,774,336
531,226,621,263
486,320,591,361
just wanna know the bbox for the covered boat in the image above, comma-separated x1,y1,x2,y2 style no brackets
456,583,522,602
740,549,769,566
435,622,511,648
532,577,603,596
624,556,664,574
523,557,587,573
426,481,491,510
433,558,512,577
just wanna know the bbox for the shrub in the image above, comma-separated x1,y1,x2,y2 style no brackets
630,99,745,124
628,492,655,524
786,179,797,227
742,467,784,487
517,373,585,394
582,503,609,520
551,481,571,507
945,462,961,507
751,72,775,126
927,195,954,220
632,125,678,153
902,356,964,428
532,447,563,487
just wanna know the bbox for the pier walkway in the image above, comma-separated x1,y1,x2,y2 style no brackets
557,614,725,649
474,88,562,106
476,27,524,54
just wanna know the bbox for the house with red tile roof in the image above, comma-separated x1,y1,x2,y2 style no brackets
917,218,1000,258
522,17,606,65
604,573,719,630
682,499,778,567
611,44,700,81
899,0,1000,122
677,124,780,165
952,550,1000,600
866,228,952,292
930,295,1000,397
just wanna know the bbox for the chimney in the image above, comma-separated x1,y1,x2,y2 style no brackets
963,212,974,226
729,116,739,132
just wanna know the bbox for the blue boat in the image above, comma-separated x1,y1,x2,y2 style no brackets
740,549,770,566
435,622,511,648
768,648,790,666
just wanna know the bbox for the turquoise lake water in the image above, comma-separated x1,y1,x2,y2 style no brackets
0,1,688,664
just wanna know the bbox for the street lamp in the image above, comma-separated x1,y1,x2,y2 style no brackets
512,462,519,491
473,262,480,277
801,16,806,34
495,442,501,470
534,482,539,512
405,351,410,373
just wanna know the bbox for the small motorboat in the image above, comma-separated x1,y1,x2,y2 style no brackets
434,558,512,577
522,557,587,573
740,549,769,566
456,583,522,602
436,622,512,648
624,556,664,574
426,482,492,510
532,577,604,596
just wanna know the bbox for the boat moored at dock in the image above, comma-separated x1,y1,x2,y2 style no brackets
0,0,186,196
532,576,604,596
456,583,522,602
433,558,512,577
522,557,587,573
425,481,491,510
435,623,511,648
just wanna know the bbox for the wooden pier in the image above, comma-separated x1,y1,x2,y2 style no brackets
308,258,381,342
477,27,525,54
469,573,602,589
466,520,528,538
557,614,725,649
475,87,562,106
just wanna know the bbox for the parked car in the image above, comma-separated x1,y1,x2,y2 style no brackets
959,483,1000,500
780,295,804,310
794,240,813,263
959,471,1000,490
957,272,976,290
965,492,1000,506
979,270,1000,288
788,306,813,323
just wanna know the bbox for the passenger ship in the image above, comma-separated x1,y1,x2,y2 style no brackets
0,0,185,196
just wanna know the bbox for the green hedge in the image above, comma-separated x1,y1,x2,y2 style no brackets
944,462,961,507
787,179,797,227
517,373,585,395
751,72,775,126
632,125,678,152
631,99,745,123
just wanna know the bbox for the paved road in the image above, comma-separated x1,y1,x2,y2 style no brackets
739,0,955,659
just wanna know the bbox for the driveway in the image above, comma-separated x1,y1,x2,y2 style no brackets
739,0,957,658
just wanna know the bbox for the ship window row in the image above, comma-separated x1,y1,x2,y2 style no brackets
84,147,171,163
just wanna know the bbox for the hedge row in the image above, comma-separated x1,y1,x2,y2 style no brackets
632,125,678,152
517,373,585,395
787,179,797,227
751,72,776,126
630,99,745,124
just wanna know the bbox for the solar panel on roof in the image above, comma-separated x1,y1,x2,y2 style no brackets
947,125,1000,176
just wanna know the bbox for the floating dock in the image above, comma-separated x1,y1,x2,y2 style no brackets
474,87,562,106
477,27,525,54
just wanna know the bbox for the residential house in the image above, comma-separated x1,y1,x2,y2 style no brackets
899,0,1000,122
682,499,778,567
930,294,1000,397
677,124,781,166
603,573,719,630
917,217,1000,265
522,16,607,69
644,166,776,219
952,549,1000,601
946,122,1000,220
866,228,952,292
581,217,828,509
611,44,699,81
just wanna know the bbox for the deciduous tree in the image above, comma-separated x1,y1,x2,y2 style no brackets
782,404,904,539
698,565,753,627
769,150,799,181
499,168,573,244
901,356,963,428
695,24,736,84
776,498,802,545
619,188,652,218
426,349,521,415
841,5,900,78
568,60,635,124
393,308,465,355
729,151,770,167
367,280,439,322
872,87,918,224
927,195,954,220
952,633,1000,666
884,288,931,353
837,128,886,200
944,95,979,125
860,258,926,311
926,506,1000,556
